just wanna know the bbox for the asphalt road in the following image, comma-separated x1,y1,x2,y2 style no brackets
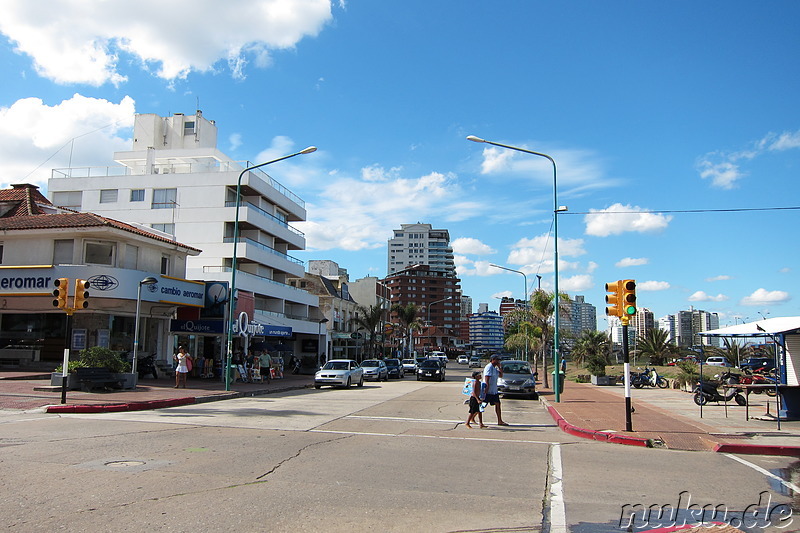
1,366,798,532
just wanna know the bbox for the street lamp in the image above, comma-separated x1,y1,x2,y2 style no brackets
317,318,329,368
426,296,453,354
133,276,158,384
468,135,564,402
224,146,317,391
490,264,529,363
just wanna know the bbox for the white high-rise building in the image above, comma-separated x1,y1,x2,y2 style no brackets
48,111,320,358
387,223,455,276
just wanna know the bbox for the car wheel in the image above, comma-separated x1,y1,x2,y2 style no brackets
416,376,421,381
314,384,321,389
357,376,364,387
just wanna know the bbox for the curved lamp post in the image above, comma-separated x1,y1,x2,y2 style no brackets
133,276,158,384
225,146,317,391
468,135,564,402
490,264,528,362
426,296,453,354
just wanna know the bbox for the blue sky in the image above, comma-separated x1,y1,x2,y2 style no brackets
0,1,798,327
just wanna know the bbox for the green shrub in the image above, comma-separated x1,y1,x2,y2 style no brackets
78,346,131,373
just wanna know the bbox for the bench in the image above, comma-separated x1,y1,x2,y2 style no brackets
75,367,123,392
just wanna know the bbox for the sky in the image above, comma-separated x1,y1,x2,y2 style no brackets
0,0,798,329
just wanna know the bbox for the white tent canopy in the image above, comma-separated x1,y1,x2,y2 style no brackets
699,316,800,338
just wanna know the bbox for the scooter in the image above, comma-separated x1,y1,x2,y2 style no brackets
137,352,158,379
693,376,746,406
631,367,669,389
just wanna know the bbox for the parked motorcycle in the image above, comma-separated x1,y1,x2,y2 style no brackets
631,367,669,389
693,376,746,406
137,352,158,379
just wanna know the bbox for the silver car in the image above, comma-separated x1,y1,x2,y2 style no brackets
497,359,538,399
361,359,389,381
314,359,364,389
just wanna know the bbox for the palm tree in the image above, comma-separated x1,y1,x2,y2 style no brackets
391,303,422,357
637,328,678,366
351,304,386,359
528,289,567,389
502,308,541,362
571,330,611,373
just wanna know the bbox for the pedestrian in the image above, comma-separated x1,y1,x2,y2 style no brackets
465,371,487,429
259,350,272,383
483,354,508,426
173,346,192,388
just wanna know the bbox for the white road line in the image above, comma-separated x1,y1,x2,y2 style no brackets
549,443,568,533
345,415,557,427
311,428,557,445
724,453,800,494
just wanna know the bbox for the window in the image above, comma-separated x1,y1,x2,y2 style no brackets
151,223,175,235
130,189,145,202
152,188,177,209
52,191,82,210
85,241,116,266
99,189,118,203
125,245,138,269
161,255,170,275
53,240,74,265
184,121,195,134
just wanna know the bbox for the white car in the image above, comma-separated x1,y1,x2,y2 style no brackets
457,355,469,364
401,359,417,373
314,359,364,388
704,356,731,367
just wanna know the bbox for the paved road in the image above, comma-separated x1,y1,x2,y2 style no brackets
2,368,798,532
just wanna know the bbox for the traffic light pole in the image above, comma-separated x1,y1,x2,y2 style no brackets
60,312,74,404
621,317,633,432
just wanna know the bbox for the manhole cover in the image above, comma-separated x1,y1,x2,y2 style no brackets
105,460,146,468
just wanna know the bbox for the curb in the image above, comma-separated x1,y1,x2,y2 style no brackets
46,397,196,413
542,399,651,447
713,443,800,457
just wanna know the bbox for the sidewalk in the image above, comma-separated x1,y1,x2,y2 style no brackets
0,371,314,412
540,380,800,456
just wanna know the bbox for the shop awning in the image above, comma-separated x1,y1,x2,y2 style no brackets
699,316,800,338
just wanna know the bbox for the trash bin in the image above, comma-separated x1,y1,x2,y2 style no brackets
552,371,565,395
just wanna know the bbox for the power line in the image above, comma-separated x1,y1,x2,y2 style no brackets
562,206,800,215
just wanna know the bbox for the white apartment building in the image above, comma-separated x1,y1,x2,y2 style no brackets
47,111,320,361
387,223,455,276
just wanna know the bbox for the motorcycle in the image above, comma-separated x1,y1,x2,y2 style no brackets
631,367,669,389
137,352,158,379
742,368,778,396
693,375,746,406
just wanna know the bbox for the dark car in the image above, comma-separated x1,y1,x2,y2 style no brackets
416,359,445,381
740,357,776,373
385,358,405,379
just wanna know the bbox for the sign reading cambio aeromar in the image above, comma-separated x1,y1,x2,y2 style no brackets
0,266,204,308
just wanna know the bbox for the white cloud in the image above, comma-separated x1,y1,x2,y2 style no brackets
688,291,729,302
506,234,585,268
615,257,648,267
696,129,800,189
638,281,670,291
0,0,333,85
228,133,242,152
491,290,513,300
452,237,495,256
361,164,401,182
455,257,495,277
585,203,672,237
779,267,791,274
560,274,593,292
705,274,732,282
740,288,791,306
0,94,135,190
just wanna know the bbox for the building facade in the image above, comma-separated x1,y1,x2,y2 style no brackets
47,111,321,363
467,310,504,353
387,223,455,276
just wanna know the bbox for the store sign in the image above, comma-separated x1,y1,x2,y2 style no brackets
231,312,292,338
170,319,225,334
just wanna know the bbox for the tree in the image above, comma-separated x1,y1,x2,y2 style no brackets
351,304,386,359
637,329,678,366
571,330,611,370
527,289,568,389
391,303,422,357
502,308,542,361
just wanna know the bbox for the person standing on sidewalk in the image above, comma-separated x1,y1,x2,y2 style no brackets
483,355,508,426
174,346,192,388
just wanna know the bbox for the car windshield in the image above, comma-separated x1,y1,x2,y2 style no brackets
502,362,532,374
362,360,380,367
322,361,349,371
402,359,415,364
385,359,400,366
419,360,439,368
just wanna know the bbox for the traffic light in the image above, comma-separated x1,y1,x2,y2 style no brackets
621,279,636,316
605,280,622,317
74,279,90,310
53,278,69,309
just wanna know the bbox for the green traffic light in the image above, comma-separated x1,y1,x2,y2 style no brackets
625,306,636,315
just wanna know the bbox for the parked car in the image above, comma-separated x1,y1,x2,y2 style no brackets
416,359,446,381
740,357,776,373
469,356,482,368
361,359,389,381
402,358,417,373
384,358,405,379
314,359,364,389
704,356,732,367
497,359,538,399
457,355,469,364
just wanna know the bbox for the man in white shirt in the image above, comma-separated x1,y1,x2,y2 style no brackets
483,354,509,426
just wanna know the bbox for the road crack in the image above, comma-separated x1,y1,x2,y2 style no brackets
255,433,352,480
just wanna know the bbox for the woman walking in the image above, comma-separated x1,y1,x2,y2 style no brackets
174,346,192,388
